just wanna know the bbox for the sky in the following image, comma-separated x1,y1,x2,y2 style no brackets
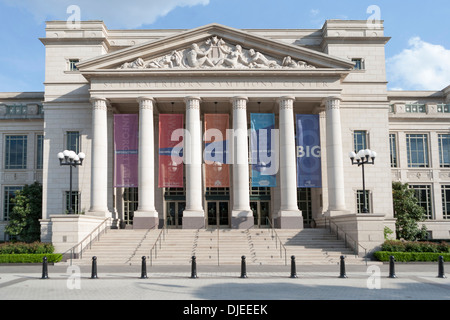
0,0,449,92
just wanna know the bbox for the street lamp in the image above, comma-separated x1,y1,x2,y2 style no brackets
58,150,85,214
348,149,376,214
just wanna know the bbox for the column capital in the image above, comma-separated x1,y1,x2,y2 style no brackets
277,96,296,103
90,97,109,110
184,96,201,110
231,96,248,110
278,96,295,110
137,96,155,103
138,97,155,110
323,96,342,110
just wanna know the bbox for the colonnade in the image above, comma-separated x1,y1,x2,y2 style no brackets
88,95,346,228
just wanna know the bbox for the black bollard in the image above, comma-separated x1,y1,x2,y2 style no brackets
290,255,298,278
140,256,148,279
388,255,397,278
41,256,49,279
90,256,98,279
339,255,347,278
190,256,198,279
438,256,446,279
240,255,247,278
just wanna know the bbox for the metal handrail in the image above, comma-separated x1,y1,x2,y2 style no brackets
149,222,168,266
265,217,288,265
324,217,368,265
63,217,110,266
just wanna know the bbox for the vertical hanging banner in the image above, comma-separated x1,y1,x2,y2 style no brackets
296,114,322,188
158,114,184,188
250,113,277,187
204,114,230,187
114,114,139,187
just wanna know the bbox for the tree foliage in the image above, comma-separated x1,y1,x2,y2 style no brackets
5,182,42,243
392,181,428,241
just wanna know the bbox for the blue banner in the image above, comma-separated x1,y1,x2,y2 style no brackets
296,114,322,188
250,113,277,187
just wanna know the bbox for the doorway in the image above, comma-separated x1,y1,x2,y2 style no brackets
207,201,229,228
250,201,271,228
166,201,185,229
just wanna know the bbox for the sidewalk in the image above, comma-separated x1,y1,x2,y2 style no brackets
0,262,449,302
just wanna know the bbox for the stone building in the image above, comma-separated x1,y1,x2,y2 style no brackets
0,19,449,255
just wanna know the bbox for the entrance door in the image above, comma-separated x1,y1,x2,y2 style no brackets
207,201,229,228
166,201,185,229
250,201,271,228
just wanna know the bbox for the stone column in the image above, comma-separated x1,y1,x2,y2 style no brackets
183,97,205,229
231,97,254,229
89,97,111,217
277,96,303,229
324,96,347,215
133,97,158,229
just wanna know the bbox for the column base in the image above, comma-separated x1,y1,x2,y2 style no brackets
88,210,112,218
276,210,304,229
231,210,254,229
325,209,351,217
182,210,205,229
133,211,159,229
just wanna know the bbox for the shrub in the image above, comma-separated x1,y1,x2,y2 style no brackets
0,254,62,264
380,240,449,253
0,242,54,255
374,251,450,262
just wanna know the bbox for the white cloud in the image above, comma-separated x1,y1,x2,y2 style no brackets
387,37,450,91
1,0,210,28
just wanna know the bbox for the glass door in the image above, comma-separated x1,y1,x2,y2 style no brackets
207,201,229,228
251,201,271,228
166,201,185,229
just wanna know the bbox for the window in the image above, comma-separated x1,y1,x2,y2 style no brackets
405,103,426,113
66,131,80,154
389,133,398,168
410,185,433,220
442,185,450,220
3,186,23,221
353,130,368,152
438,134,450,168
352,58,364,70
68,59,79,71
356,190,371,213
5,135,28,169
6,105,27,116
36,134,44,169
437,104,450,113
65,191,80,214
406,134,429,168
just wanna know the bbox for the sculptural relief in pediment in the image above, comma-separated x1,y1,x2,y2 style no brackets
118,36,316,70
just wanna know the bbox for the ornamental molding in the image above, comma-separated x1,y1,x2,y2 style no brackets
118,36,317,71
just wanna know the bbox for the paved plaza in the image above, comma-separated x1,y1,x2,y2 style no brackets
0,262,449,302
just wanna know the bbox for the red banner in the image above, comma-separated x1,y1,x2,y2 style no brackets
158,114,184,188
204,114,230,187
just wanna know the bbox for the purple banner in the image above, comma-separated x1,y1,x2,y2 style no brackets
114,114,139,187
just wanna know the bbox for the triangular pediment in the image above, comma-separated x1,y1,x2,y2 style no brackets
77,23,355,73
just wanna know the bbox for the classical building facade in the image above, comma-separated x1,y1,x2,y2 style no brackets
1,20,449,254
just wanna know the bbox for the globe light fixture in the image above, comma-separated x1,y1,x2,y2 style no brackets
349,149,376,213
58,150,85,214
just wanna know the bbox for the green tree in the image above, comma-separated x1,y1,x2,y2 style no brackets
5,182,42,243
392,182,428,241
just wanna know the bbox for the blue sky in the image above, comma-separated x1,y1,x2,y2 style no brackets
0,0,449,92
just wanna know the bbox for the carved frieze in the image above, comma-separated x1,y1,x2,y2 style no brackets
118,36,316,70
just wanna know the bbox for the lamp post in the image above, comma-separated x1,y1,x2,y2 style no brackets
58,150,85,214
348,149,376,214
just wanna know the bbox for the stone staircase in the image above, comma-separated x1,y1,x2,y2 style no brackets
70,227,367,266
